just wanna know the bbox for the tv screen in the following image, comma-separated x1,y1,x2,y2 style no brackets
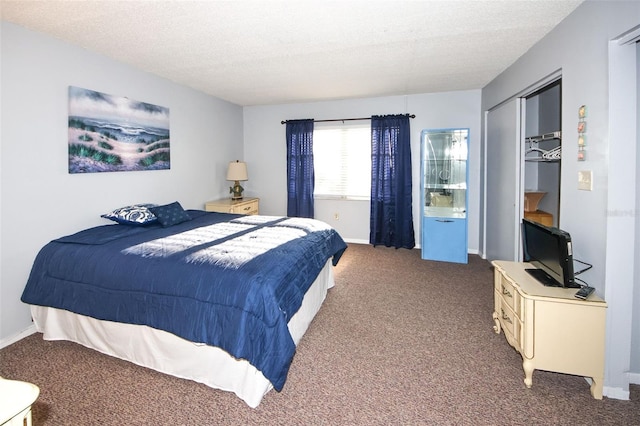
521,218,578,288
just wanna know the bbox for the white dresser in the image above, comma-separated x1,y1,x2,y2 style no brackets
491,260,607,399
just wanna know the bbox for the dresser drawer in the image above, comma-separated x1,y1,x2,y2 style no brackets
498,297,523,352
496,273,521,316
229,199,258,215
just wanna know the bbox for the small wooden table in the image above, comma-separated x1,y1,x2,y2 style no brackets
0,377,40,425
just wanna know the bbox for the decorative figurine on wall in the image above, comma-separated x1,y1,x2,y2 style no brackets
578,105,587,161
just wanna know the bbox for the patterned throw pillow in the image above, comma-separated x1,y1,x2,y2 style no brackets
149,201,192,227
101,204,158,226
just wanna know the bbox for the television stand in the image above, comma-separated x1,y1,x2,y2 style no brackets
492,260,607,399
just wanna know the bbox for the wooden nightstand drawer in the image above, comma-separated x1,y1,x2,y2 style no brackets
205,198,259,215
229,199,258,215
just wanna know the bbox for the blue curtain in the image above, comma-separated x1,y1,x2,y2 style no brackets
370,114,415,249
286,119,315,218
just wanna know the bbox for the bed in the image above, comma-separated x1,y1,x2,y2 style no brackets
21,205,347,407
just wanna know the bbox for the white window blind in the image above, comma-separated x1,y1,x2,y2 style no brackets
313,123,371,199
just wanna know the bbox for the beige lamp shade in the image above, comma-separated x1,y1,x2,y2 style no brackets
227,161,248,181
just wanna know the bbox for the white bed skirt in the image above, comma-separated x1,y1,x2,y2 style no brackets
31,261,334,408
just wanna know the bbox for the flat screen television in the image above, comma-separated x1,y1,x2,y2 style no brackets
521,218,579,288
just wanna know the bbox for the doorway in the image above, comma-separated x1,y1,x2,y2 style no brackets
523,80,562,228
484,77,562,261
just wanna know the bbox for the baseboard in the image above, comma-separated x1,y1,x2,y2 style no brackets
603,385,631,400
629,372,640,385
341,239,484,256
601,372,640,399
0,324,37,350
342,240,483,256
343,238,369,245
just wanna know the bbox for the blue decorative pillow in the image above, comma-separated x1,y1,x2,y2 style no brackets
149,201,191,227
101,204,158,226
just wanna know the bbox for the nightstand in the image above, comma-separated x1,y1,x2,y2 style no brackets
205,197,259,215
0,377,40,426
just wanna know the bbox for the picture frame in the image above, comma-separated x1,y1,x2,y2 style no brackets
68,86,170,173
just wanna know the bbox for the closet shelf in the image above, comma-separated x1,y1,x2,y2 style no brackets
524,131,561,144
525,131,561,162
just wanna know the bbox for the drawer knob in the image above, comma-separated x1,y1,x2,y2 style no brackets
501,308,513,324
501,285,512,298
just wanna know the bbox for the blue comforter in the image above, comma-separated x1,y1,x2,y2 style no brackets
22,210,347,391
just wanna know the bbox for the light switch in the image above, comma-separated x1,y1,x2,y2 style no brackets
578,170,593,191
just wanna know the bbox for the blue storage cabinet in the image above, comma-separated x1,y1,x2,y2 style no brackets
420,129,469,264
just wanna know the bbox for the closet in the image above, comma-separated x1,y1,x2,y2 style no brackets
523,81,561,228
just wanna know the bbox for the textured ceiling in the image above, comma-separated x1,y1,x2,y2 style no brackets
1,0,583,106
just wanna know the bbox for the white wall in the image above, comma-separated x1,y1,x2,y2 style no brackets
0,22,244,344
243,90,481,249
480,1,640,398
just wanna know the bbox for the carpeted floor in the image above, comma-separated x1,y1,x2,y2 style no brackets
1,243,638,425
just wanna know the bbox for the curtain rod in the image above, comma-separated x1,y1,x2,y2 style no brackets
280,114,415,125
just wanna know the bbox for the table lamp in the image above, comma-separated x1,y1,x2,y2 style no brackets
227,160,248,200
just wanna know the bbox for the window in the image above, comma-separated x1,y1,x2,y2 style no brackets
313,123,371,200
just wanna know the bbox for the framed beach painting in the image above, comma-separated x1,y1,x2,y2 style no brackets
68,86,170,173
